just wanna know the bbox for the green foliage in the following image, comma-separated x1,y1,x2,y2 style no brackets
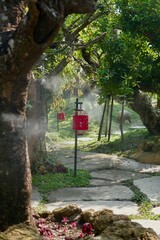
33,0,160,110
33,203,47,214
140,137,160,153
130,201,160,220
32,169,91,194
94,0,160,102
26,100,32,111
47,100,75,141
97,31,159,100
139,202,153,217
116,0,160,48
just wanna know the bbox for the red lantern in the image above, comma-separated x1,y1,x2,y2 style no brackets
57,112,65,121
73,111,88,131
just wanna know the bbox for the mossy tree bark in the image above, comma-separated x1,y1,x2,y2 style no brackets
0,0,95,230
130,90,160,135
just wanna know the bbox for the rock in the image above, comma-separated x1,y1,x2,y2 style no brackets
52,204,82,221
81,209,129,235
0,232,8,240
4,224,42,240
81,209,98,225
80,208,159,239
101,220,159,240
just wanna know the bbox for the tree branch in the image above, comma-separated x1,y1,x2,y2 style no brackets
74,32,106,49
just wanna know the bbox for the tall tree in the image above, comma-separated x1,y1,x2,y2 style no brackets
97,0,160,134
0,0,95,230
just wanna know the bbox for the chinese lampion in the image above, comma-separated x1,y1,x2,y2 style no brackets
57,111,66,122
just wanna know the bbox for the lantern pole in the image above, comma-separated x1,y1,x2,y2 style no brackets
74,98,79,176
74,97,83,176
73,98,88,176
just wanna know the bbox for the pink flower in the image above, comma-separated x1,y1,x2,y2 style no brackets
82,223,93,235
71,221,77,228
78,233,84,238
79,232,84,238
62,217,69,224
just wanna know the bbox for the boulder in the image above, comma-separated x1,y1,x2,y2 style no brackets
101,220,159,240
1,224,42,240
80,208,159,239
52,203,82,221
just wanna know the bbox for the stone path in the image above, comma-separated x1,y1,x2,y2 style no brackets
32,142,160,236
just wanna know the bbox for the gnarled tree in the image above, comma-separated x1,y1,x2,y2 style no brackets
0,0,95,231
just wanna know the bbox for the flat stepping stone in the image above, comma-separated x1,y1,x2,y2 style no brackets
132,220,160,237
89,179,112,186
48,185,134,202
152,207,160,215
134,176,160,202
45,200,139,216
58,151,160,173
90,169,148,183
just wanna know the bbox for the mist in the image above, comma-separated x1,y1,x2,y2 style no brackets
41,76,63,94
81,92,103,123
2,113,46,138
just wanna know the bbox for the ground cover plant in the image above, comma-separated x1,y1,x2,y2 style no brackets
78,129,152,155
32,169,91,195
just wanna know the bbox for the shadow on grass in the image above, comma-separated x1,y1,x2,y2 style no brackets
79,129,152,155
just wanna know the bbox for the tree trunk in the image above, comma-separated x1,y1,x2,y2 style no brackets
108,97,114,142
105,96,110,138
98,100,107,141
130,90,160,135
0,0,95,231
0,73,32,231
27,76,48,172
119,100,125,141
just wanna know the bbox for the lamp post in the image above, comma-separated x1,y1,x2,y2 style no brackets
73,98,88,176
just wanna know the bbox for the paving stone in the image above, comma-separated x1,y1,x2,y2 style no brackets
58,150,160,173
48,185,134,202
90,169,148,183
133,176,160,202
89,179,111,186
152,207,160,215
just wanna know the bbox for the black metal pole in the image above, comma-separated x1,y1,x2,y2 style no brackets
74,98,79,176
74,129,78,176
